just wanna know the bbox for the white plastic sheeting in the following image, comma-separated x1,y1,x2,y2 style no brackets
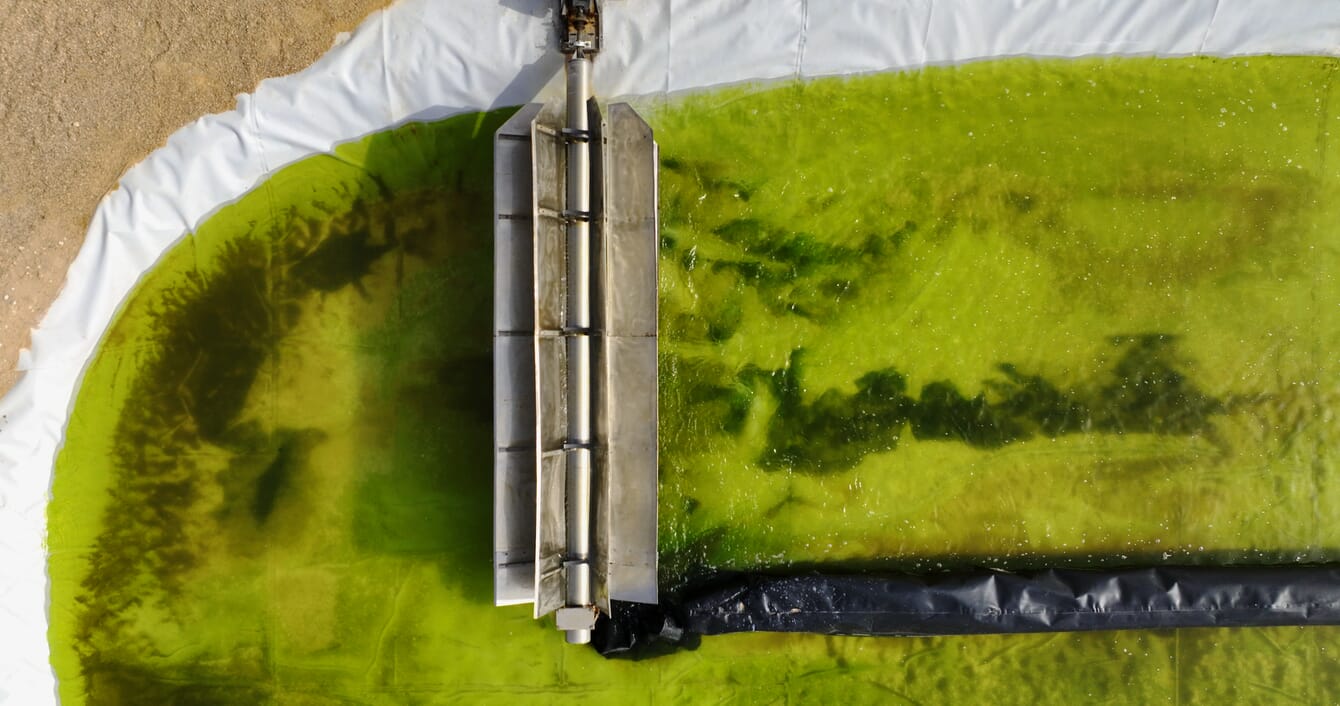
2,0,1338,702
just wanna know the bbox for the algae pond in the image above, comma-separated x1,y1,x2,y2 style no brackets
49,56,1340,703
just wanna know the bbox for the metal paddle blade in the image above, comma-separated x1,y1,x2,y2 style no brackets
492,100,659,616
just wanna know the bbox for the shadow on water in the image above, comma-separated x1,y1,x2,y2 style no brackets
344,112,503,607
664,334,1229,474
69,108,512,702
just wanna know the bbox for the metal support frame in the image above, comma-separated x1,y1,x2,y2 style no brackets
492,0,658,646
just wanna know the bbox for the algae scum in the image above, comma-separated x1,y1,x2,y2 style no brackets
51,57,1340,703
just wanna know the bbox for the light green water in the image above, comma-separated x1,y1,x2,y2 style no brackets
49,56,1340,704
653,56,1340,586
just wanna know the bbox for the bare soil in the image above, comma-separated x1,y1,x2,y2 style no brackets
0,0,389,397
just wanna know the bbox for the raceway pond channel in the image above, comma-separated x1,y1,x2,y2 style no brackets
50,56,1340,703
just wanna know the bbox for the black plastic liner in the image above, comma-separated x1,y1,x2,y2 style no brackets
594,565,1340,657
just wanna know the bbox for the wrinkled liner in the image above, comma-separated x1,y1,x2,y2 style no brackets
595,566,1340,656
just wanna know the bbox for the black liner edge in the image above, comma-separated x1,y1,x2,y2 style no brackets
593,565,1340,657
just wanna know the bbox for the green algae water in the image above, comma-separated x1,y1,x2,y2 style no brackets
49,56,1340,703
653,56,1340,584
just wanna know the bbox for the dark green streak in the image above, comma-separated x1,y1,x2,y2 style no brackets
754,335,1226,473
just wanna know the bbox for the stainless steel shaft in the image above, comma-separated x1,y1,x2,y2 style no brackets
563,55,594,645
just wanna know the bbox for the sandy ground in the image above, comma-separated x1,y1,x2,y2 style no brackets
0,0,389,398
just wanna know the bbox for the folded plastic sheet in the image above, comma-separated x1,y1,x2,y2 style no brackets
675,567,1340,639
6,1,1340,703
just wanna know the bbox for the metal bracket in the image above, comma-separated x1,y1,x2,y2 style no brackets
492,99,659,637
559,0,600,57
555,605,599,631
561,127,593,143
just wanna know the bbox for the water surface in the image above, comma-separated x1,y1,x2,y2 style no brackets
49,56,1340,704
